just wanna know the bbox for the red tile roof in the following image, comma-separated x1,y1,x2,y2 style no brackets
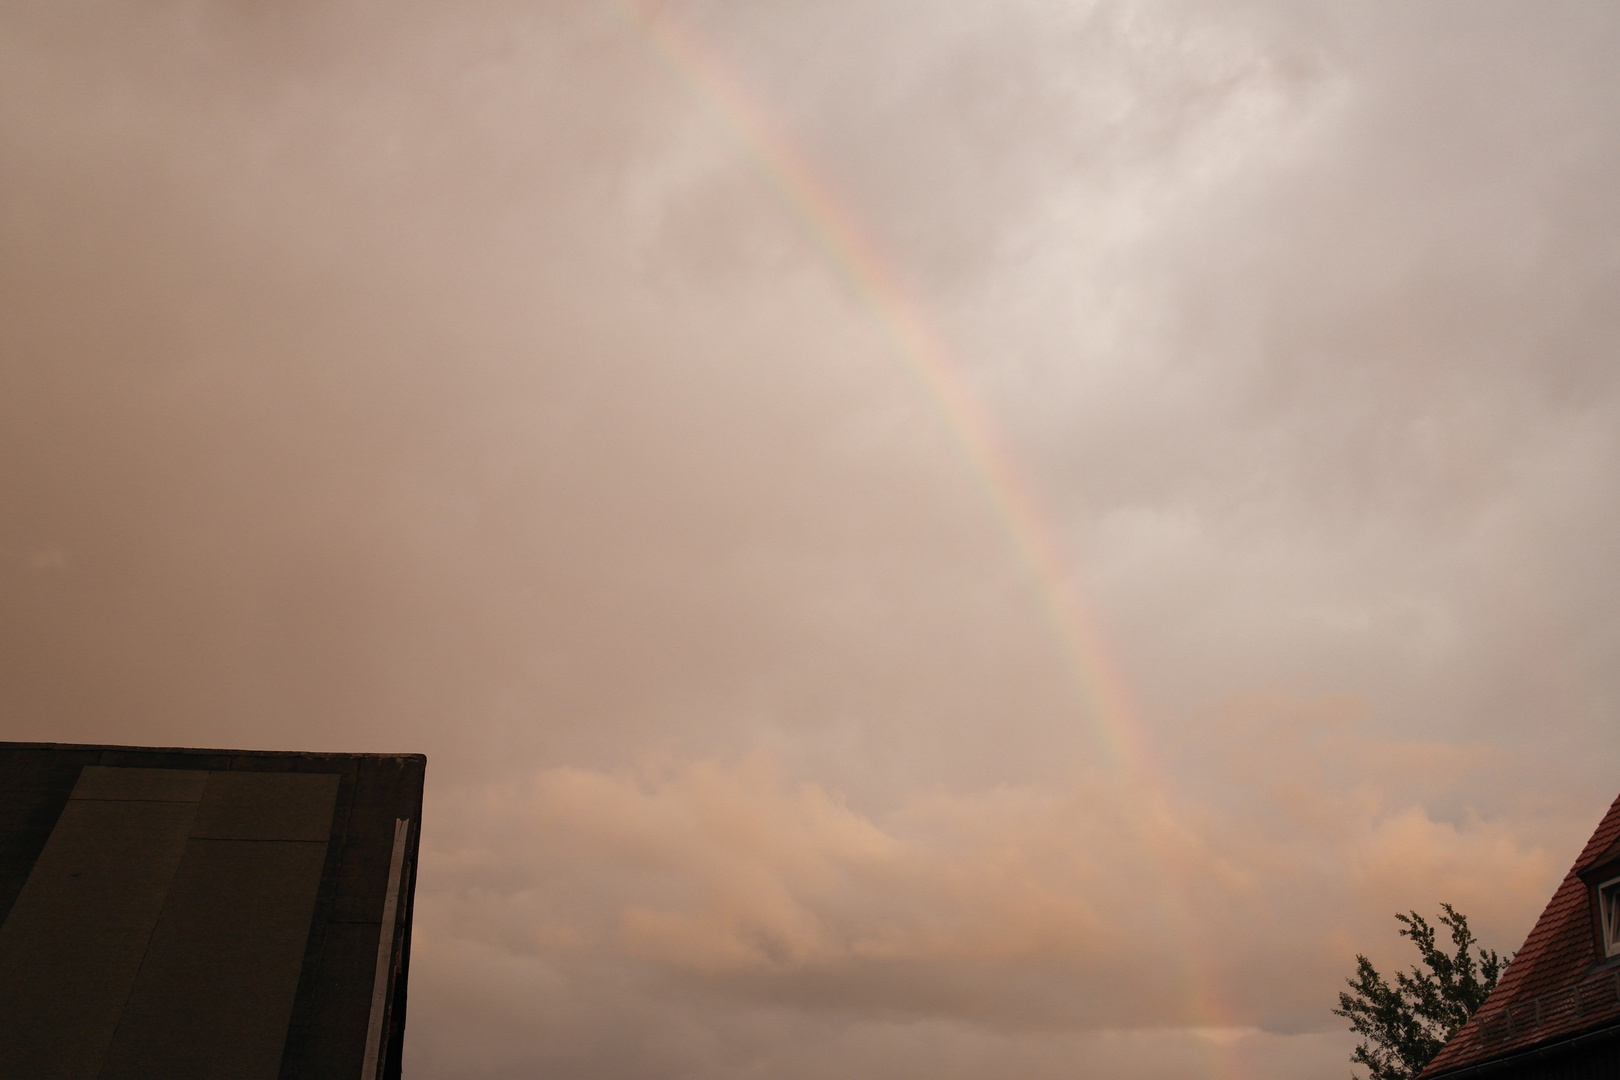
1420,791,1620,1077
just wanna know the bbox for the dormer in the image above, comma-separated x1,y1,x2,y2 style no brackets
1601,874,1620,959
1577,840,1620,962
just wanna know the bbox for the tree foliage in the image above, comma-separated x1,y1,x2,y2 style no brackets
1333,903,1509,1080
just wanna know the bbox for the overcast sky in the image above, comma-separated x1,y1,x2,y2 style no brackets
4,2,1620,1077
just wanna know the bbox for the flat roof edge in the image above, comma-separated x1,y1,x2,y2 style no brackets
0,741,426,763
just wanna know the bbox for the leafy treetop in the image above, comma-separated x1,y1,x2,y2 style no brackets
1333,903,1509,1080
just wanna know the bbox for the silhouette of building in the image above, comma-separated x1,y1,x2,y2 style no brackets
1420,790,1620,1079
0,742,424,1080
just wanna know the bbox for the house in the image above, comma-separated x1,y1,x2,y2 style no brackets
0,741,425,1080
1419,790,1620,1079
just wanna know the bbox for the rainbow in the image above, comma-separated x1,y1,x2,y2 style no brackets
604,1,1238,1072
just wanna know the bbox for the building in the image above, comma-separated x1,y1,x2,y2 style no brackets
1419,790,1620,1079
0,741,425,1080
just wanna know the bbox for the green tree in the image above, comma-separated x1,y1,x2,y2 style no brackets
1334,904,1509,1080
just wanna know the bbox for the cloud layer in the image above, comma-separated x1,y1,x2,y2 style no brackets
4,1,1619,1076
415,694,1569,1067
